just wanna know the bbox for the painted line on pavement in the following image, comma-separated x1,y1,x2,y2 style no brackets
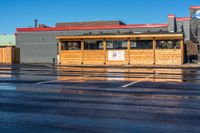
36,80,59,85
122,72,159,88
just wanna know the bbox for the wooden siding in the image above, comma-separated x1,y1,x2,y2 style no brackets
60,51,82,65
60,49,182,65
0,47,13,64
155,49,182,65
83,50,105,65
0,47,20,64
130,50,154,65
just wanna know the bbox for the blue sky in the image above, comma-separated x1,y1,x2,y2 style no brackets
0,0,199,34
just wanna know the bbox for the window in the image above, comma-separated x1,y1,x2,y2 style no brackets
84,40,103,50
106,40,128,50
61,41,81,50
130,40,153,49
156,40,181,49
198,45,200,53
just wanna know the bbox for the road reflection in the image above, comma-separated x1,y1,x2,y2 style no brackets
57,67,185,83
0,84,16,91
0,65,200,87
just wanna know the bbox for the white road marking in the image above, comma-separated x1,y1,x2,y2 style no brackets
36,80,59,85
122,72,159,88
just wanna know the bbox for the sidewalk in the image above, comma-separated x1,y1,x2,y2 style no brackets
1,63,200,69
57,64,200,69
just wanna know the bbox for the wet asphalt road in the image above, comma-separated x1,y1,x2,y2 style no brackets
0,65,200,133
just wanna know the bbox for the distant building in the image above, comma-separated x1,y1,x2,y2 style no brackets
0,34,15,47
0,34,19,64
15,6,200,65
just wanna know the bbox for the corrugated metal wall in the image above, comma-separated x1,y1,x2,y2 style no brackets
190,7,200,61
176,21,190,41
168,17,176,32
16,27,168,64
190,8,200,43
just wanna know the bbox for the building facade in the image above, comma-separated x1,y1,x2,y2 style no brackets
16,6,200,64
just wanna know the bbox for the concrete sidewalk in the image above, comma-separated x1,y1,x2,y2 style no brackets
1,63,200,69
57,64,200,69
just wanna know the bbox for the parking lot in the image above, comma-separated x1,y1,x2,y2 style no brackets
0,64,200,133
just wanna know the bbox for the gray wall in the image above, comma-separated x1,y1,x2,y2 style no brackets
16,27,167,63
190,8,200,43
176,20,190,41
16,32,57,63
190,7,200,59
168,17,176,32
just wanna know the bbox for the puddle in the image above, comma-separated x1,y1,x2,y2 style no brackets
0,85,16,91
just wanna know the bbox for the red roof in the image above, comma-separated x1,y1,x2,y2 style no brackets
16,24,168,32
176,17,191,21
168,14,176,18
190,6,200,9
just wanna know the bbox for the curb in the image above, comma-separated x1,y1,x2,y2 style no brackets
1,63,200,69
57,64,200,69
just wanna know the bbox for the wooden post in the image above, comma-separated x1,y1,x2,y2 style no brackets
11,47,15,64
57,41,62,64
2,48,5,63
127,39,131,65
153,39,156,65
9,47,11,64
180,40,184,65
7,47,11,64
103,40,106,65
81,40,84,65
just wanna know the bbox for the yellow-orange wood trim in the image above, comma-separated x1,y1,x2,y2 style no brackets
57,34,183,40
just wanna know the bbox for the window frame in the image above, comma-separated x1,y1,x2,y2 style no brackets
61,41,82,50
84,40,104,50
156,40,181,49
106,40,128,50
130,40,153,50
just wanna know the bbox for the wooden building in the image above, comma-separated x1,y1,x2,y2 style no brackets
0,35,20,64
56,33,184,66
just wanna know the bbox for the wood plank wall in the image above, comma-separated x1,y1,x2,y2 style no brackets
83,50,105,65
0,47,20,64
130,50,154,65
155,50,182,65
60,51,82,65
0,47,12,64
60,49,183,65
